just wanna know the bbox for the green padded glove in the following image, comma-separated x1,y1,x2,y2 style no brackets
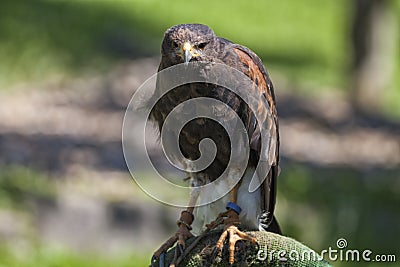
152,230,332,267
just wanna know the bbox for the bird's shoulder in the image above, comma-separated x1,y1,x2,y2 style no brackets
217,38,271,85
216,37,276,111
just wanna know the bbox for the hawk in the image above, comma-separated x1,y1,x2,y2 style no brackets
151,24,281,265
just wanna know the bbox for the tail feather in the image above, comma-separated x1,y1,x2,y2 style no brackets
259,214,282,235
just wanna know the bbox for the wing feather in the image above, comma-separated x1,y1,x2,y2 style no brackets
230,45,280,231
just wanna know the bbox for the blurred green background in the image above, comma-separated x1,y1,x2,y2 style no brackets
0,0,399,266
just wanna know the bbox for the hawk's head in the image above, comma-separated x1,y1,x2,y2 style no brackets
161,24,216,65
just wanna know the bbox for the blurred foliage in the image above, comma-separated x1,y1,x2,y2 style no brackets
123,0,349,88
277,164,400,266
0,0,348,88
386,0,400,118
1,0,399,116
0,165,55,209
0,0,158,87
0,245,146,267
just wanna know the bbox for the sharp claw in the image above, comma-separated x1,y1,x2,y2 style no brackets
159,252,165,267
210,246,220,262
178,243,184,255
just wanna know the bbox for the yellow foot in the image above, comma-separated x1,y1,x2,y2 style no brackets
152,211,194,267
211,209,257,265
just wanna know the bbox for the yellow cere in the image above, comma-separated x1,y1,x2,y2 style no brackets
183,42,192,52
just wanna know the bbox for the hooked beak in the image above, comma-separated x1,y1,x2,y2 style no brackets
181,42,200,65
183,43,192,65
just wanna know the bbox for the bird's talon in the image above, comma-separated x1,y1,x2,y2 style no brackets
217,224,257,265
152,211,194,266
210,246,219,261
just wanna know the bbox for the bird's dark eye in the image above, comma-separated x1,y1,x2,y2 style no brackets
197,42,207,50
172,41,179,48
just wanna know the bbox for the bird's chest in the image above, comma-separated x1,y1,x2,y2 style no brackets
177,86,233,178
155,83,243,178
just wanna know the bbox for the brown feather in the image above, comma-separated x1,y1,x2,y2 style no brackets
230,46,280,228
150,24,280,232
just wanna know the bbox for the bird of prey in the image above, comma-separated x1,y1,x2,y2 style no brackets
150,24,281,265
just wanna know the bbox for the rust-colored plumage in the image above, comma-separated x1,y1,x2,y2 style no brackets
151,24,281,265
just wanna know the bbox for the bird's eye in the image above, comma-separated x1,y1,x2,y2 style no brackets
172,41,179,48
197,42,207,50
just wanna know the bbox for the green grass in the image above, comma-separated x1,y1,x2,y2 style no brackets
0,166,151,266
0,246,148,267
0,0,348,87
0,165,56,209
276,164,400,267
0,0,348,88
0,0,158,88
1,0,399,118
119,0,349,88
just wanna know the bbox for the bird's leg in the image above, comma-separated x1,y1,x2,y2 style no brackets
152,189,199,267
211,185,257,265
